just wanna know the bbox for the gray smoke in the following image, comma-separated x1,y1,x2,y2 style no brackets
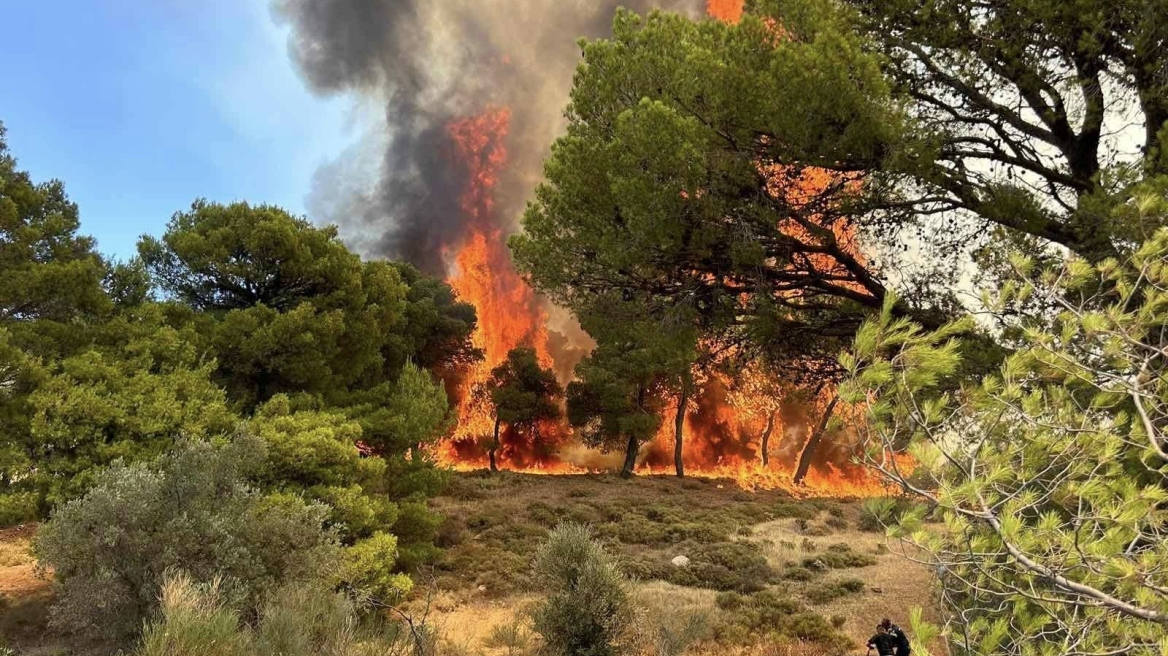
273,0,702,274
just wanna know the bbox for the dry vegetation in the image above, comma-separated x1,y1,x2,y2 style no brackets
422,472,936,655
1,473,936,655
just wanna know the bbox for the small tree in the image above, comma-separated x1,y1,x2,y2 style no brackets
531,523,632,656
33,435,340,642
567,346,665,478
844,222,1168,654
487,347,562,472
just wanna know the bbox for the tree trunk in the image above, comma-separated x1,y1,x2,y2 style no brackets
673,374,690,478
489,416,500,473
620,433,639,479
793,394,839,486
760,410,776,467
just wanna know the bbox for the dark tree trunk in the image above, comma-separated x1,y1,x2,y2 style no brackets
489,416,501,473
760,410,777,467
673,375,690,478
620,433,639,479
793,394,839,486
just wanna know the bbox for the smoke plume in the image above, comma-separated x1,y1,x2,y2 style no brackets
272,0,702,274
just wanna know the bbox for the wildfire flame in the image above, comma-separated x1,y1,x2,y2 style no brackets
428,1,911,497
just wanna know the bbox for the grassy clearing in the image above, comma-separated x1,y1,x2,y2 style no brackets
428,472,934,654
1,473,934,655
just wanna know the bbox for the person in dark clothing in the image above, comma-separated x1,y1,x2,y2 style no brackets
867,625,898,656
880,618,911,656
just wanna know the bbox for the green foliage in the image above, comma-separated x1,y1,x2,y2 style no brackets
343,531,413,602
665,542,777,593
567,342,667,475
250,397,395,540
710,590,852,650
138,199,367,314
532,523,633,656
139,199,466,413
799,544,877,570
845,225,1168,654
2,306,234,516
33,436,340,641
512,3,895,361
348,361,451,459
136,572,414,656
0,123,109,326
490,347,562,431
804,577,865,604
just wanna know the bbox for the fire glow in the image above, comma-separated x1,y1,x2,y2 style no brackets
429,1,909,498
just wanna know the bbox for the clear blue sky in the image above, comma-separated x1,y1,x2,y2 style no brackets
1,0,353,261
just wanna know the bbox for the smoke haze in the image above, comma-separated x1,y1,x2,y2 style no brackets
272,0,702,273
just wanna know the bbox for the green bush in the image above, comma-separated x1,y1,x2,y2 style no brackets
772,503,817,520
666,542,775,592
33,436,340,642
781,566,815,582
531,523,632,656
136,572,412,656
343,532,413,602
711,590,851,650
804,578,864,604
799,544,876,570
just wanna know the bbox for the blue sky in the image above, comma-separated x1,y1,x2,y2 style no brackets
1,0,355,261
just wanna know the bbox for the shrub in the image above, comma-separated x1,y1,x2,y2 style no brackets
33,436,340,642
781,566,815,582
640,606,710,656
531,523,632,656
772,503,817,520
485,620,531,656
804,578,864,604
137,572,412,656
824,516,848,530
666,542,775,592
343,531,414,602
799,544,876,570
711,591,852,651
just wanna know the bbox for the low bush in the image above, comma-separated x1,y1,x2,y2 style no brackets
799,544,876,570
772,503,817,520
484,620,532,656
711,590,850,651
804,578,864,604
825,516,849,530
781,566,815,582
666,542,776,593
640,605,711,656
136,572,413,656
531,523,632,656
33,437,340,642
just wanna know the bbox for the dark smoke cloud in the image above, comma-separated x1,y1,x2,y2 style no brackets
273,0,702,274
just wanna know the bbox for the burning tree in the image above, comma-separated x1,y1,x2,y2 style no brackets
486,347,563,472
512,7,894,481
845,221,1168,653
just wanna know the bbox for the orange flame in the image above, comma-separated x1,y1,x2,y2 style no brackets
706,0,745,23
438,108,560,470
